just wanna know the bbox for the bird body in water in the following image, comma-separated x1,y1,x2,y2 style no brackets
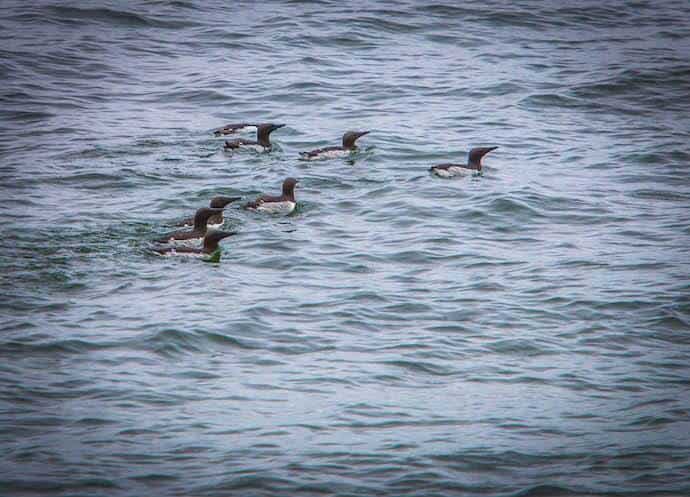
244,178,299,215
429,146,498,178
299,131,370,161
224,123,285,152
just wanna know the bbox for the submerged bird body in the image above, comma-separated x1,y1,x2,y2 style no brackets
154,230,236,257
214,123,257,136
299,131,370,161
302,147,350,160
244,178,298,215
430,164,475,178
177,196,241,228
224,123,285,152
430,146,498,178
157,207,224,243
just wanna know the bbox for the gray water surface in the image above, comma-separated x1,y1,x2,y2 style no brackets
1,1,690,496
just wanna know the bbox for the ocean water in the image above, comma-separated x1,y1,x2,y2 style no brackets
1,1,689,496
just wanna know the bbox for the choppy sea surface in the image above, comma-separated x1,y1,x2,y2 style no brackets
1,1,689,496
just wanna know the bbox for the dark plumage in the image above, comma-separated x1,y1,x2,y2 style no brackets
176,196,241,228
213,123,257,136
299,131,370,160
244,178,298,213
156,207,224,243
153,230,236,255
224,123,285,151
429,146,498,177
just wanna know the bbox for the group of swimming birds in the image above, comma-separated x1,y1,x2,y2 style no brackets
152,122,498,259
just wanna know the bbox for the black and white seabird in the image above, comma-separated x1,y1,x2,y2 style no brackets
156,207,224,243
429,146,498,178
299,131,370,161
153,230,236,256
176,196,241,228
244,177,298,215
213,123,257,136
224,123,285,152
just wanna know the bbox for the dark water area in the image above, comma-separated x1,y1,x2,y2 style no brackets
1,1,690,495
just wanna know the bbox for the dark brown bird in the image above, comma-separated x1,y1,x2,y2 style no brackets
299,131,370,161
243,178,298,215
153,230,236,256
224,123,285,151
176,196,241,228
213,123,257,136
156,207,224,243
429,146,498,178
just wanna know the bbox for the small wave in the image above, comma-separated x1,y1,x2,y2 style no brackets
480,195,546,220
508,484,576,497
155,88,230,104
351,16,422,34
486,338,559,356
518,93,587,111
0,109,54,122
631,189,689,202
141,328,259,357
418,5,476,16
382,360,456,376
0,338,109,357
48,6,199,29
0,479,119,493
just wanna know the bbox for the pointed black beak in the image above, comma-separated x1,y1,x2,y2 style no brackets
272,124,286,131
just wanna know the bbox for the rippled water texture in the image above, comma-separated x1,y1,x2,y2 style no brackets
1,1,690,496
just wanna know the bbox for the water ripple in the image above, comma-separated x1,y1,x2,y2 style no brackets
1,1,689,496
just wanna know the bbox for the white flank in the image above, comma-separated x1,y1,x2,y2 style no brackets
255,201,296,215
180,222,223,229
238,144,268,153
163,236,203,246
432,166,470,178
158,250,204,258
302,149,350,161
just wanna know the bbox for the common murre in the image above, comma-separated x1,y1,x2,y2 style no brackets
176,196,241,228
243,177,298,215
213,123,257,136
156,207,224,243
429,146,498,178
299,131,370,161
153,230,236,257
224,123,285,152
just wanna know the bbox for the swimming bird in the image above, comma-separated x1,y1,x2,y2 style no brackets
213,123,257,136
156,207,224,243
153,230,236,256
224,123,285,152
176,196,241,228
299,131,370,161
244,177,299,215
429,146,498,178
